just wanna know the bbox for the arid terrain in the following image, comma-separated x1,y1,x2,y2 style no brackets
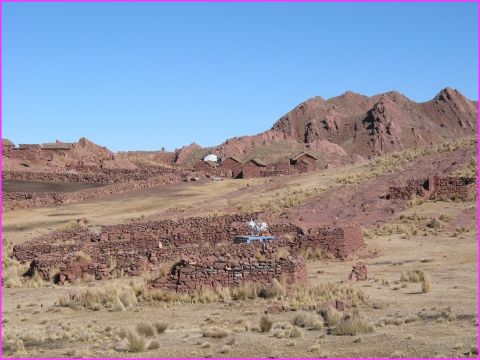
2,88,478,358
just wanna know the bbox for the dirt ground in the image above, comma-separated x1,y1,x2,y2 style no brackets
2,180,106,194
2,145,478,358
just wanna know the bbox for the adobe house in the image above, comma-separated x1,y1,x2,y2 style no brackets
2,138,15,154
290,152,318,166
193,159,219,176
221,156,243,178
294,159,312,173
241,159,267,178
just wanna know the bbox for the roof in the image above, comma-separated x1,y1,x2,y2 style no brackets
244,159,267,167
2,138,14,146
223,156,242,164
290,152,318,161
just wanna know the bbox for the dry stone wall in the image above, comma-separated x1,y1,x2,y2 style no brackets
14,213,364,291
388,176,475,201
3,170,192,212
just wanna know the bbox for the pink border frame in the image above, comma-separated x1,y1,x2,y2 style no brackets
0,1,478,360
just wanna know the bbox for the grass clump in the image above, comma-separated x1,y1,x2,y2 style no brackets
333,309,374,336
57,282,138,311
291,311,323,330
202,327,228,338
321,306,343,327
136,323,155,337
260,315,273,332
147,340,160,350
126,331,146,353
154,322,168,334
288,327,303,338
421,272,432,293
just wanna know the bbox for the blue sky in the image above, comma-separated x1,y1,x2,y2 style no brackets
2,2,478,152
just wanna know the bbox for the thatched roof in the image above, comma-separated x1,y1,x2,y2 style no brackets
244,158,267,167
224,156,242,164
290,152,318,161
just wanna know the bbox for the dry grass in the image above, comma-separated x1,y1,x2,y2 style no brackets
337,136,477,185
147,340,160,350
136,322,155,337
452,155,477,178
57,281,138,311
288,327,303,338
291,311,323,330
126,331,147,353
452,226,470,237
72,251,92,262
201,327,228,338
287,283,368,310
154,322,168,334
322,305,343,327
260,315,273,332
422,273,432,293
333,309,374,336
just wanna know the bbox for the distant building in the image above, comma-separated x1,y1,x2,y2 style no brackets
194,159,218,176
241,159,267,178
221,156,243,178
290,152,318,166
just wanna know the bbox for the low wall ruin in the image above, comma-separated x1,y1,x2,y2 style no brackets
13,213,364,291
2,169,193,212
387,176,476,201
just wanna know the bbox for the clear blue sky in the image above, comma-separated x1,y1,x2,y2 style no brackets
2,2,478,152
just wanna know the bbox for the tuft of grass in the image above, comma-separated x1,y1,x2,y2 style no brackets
154,322,168,334
260,315,273,333
288,327,303,338
291,311,323,330
136,323,155,337
333,309,374,336
202,327,228,338
220,345,231,354
126,331,146,353
57,281,138,311
421,273,431,293
322,306,343,327
147,340,160,350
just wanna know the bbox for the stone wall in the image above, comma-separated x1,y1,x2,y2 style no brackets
14,213,364,290
2,170,190,212
387,176,475,201
150,255,307,293
3,168,188,184
429,176,476,200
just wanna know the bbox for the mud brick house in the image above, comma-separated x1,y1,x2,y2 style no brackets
290,152,317,166
241,159,267,178
2,139,15,154
261,162,296,177
193,159,219,176
221,156,243,178
290,152,318,173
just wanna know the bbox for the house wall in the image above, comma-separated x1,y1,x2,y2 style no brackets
221,158,243,178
